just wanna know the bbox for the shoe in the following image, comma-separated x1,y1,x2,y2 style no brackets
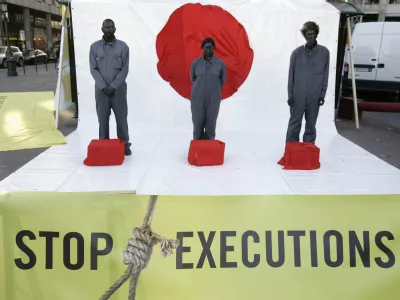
125,147,132,156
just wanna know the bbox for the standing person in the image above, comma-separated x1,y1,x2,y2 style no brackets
286,21,330,144
190,37,227,140
89,19,131,155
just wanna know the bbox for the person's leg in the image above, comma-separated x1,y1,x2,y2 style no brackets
303,99,320,144
111,83,131,155
286,101,305,142
95,88,111,139
204,95,221,140
191,97,206,140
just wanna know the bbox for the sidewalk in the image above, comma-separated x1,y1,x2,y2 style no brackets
363,112,400,133
336,112,400,169
0,64,59,93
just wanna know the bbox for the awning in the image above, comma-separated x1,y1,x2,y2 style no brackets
328,1,364,17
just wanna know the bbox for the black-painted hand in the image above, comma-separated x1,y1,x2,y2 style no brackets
102,86,115,96
102,87,109,95
287,98,294,107
107,86,115,96
319,98,325,106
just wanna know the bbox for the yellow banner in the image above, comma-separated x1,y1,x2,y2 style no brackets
0,92,66,151
1,192,400,300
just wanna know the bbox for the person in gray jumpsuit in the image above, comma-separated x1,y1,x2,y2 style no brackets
89,19,131,155
286,21,330,144
190,37,227,140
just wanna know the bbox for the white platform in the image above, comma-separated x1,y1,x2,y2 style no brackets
1,124,400,195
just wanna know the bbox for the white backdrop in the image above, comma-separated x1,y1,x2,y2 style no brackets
72,0,340,139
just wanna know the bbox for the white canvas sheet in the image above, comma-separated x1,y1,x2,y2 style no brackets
75,0,338,135
1,0,400,195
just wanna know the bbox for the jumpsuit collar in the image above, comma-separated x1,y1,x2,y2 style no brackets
304,42,318,52
101,37,117,47
202,55,215,63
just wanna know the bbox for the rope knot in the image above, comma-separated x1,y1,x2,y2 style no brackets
122,227,180,274
100,195,180,300
123,227,154,272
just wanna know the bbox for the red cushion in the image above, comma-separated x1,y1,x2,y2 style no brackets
188,140,225,166
84,139,125,166
278,142,320,170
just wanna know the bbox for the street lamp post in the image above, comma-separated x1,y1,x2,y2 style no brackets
1,3,18,77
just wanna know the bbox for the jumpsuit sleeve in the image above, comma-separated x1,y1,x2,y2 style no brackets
89,44,107,90
111,44,130,90
220,61,227,88
320,49,330,99
190,60,196,83
287,50,296,99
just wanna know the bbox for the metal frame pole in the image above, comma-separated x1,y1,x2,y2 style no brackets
0,11,3,46
4,13,9,61
346,17,360,129
345,1,360,129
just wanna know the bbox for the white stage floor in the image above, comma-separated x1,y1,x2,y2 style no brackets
1,128,400,195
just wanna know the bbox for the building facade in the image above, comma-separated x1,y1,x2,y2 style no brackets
332,0,400,22
0,0,62,52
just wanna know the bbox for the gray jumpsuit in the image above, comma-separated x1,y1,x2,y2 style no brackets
190,55,226,140
286,44,330,144
89,39,130,145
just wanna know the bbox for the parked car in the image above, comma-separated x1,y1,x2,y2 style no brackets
0,46,24,68
23,49,48,65
342,22,400,100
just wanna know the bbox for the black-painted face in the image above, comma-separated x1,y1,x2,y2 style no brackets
102,21,116,42
304,29,317,47
202,42,214,59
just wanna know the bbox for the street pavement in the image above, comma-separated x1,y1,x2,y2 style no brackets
336,115,400,169
0,63,59,93
0,65,399,182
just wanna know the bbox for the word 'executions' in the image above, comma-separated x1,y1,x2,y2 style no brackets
176,230,396,269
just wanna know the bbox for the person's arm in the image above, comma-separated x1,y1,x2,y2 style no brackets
320,49,330,99
190,60,196,83
89,44,107,90
110,44,130,90
220,60,227,88
287,50,296,99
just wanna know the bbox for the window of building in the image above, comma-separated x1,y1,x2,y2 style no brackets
353,0,380,3
385,16,400,21
51,21,61,29
361,14,379,22
14,14,23,24
34,17,46,27
389,0,400,4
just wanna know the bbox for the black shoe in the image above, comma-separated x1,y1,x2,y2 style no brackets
125,147,132,156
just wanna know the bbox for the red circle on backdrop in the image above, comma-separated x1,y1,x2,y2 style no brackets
156,3,254,100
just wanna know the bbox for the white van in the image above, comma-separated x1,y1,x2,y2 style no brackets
342,22,400,99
